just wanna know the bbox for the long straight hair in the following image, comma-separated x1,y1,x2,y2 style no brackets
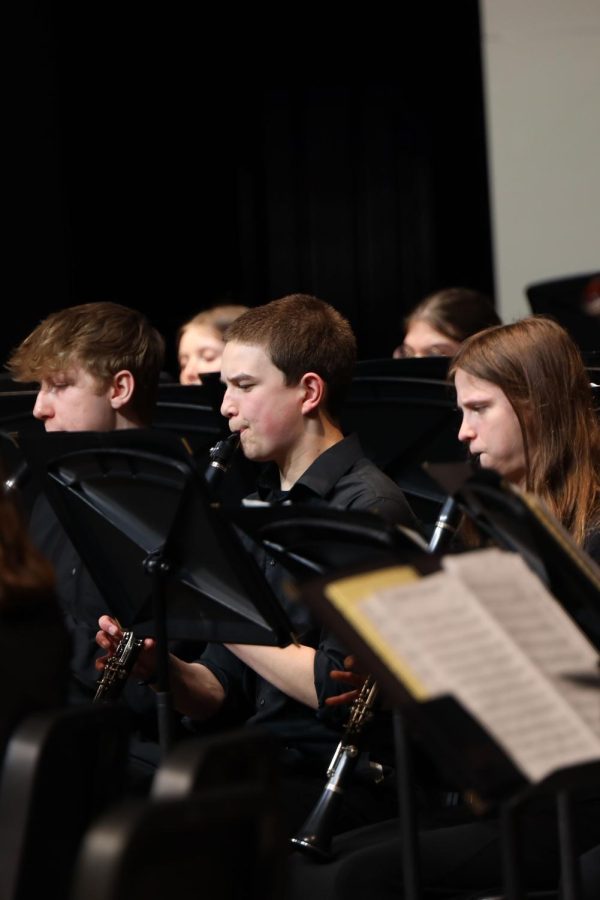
450,316,600,546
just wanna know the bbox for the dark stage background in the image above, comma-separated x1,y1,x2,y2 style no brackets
9,2,493,378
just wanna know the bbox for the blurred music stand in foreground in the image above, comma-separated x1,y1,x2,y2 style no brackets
18,429,296,755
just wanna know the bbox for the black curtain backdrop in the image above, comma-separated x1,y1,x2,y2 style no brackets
8,3,493,376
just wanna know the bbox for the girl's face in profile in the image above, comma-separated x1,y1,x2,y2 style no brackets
394,319,461,358
454,368,527,489
178,325,225,384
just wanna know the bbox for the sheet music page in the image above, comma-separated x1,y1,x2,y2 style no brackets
343,552,600,783
442,549,600,736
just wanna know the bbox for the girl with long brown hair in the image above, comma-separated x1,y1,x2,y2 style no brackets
450,315,600,552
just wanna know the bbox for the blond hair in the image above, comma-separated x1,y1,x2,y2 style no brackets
7,302,164,424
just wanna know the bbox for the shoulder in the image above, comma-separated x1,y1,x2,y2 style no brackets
330,456,418,529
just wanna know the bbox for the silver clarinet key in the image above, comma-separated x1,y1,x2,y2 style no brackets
94,630,144,702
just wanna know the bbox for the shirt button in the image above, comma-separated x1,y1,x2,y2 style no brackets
259,698,265,707
71,568,77,576
269,560,275,567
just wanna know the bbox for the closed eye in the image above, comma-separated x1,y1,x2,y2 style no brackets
462,402,488,413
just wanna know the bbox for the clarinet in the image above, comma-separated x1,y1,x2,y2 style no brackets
290,494,462,857
427,496,461,554
92,433,240,702
94,630,145,702
290,676,381,858
3,460,29,494
204,432,241,498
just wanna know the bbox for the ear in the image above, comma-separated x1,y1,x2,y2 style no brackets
109,370,135,409
299,372,326,415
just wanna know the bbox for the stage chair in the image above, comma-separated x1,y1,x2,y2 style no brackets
70,730,287,900
0,704,130,900
151,725,280,800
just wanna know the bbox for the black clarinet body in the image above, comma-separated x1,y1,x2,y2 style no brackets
291,677,380,858
204,432,240,499
290,744,362,858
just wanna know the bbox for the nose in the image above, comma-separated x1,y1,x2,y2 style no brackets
457,415,474,444
220,386,237,420
33,389,52,421
180,360,200,385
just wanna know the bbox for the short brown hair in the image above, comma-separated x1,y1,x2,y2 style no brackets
7,302,164,424
225,294,357,418
406,288,500,344
449,316,600,545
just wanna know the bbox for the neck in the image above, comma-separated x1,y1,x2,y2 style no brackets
278,418,343,491
114,410,144,430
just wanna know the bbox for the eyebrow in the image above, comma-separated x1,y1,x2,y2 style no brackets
220,371,255,386
42,372,71,384
458,396,489,409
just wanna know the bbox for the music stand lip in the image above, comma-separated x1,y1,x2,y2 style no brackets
224,504,425,583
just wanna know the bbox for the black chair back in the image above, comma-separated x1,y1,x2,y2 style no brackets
0,704,130,900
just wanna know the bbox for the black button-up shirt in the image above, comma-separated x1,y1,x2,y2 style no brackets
198,435,417,772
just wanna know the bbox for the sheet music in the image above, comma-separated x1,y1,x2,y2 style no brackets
442,550,600,735
350,550,600,783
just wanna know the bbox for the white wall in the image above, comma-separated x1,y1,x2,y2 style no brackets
480,0,600,322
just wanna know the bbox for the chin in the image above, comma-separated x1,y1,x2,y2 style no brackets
241,446,266,463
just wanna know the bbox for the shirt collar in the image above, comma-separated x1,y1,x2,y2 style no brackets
255,434,363,502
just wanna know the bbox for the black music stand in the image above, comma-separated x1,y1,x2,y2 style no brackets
526,272,600,353
18,429,296,755
153,378,225,457
224,503,431,581
340,358,465,531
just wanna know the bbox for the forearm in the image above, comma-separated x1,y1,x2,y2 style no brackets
224,642,318,709
97,615,227,720
161,655,227,720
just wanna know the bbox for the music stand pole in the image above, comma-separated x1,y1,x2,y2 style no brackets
144,550,174,757
393,709,421,900
557,789,583,900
